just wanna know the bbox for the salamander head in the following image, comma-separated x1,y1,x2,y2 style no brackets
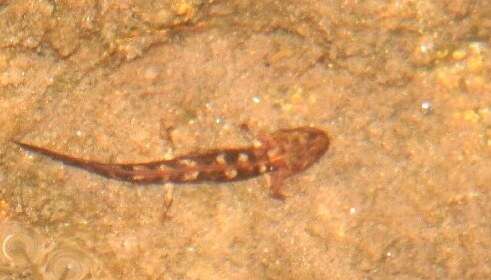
270,127,329,172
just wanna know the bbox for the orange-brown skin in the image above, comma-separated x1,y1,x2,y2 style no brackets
15,127,329,199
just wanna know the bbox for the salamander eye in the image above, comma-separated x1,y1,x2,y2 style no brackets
307,132,318,140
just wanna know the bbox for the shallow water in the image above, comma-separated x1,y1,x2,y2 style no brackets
1,0,490,279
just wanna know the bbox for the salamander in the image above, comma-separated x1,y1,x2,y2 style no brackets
15,127,329,199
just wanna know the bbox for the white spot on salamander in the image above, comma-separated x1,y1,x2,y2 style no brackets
238,153,249,163
258,164,268,173
252,139,262,148
132,165,148,171
158,164,170,170
132,175,146,181
215,154,226,165
225,169,238,179
182,171,199,181
179,159,197,167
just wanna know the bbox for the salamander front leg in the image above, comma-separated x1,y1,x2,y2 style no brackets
239,123,277,149
265,170,289,200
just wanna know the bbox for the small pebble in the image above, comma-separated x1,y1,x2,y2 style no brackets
421,100,432,114
215,117,224,124
143,67,159,81
420,42,433,53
